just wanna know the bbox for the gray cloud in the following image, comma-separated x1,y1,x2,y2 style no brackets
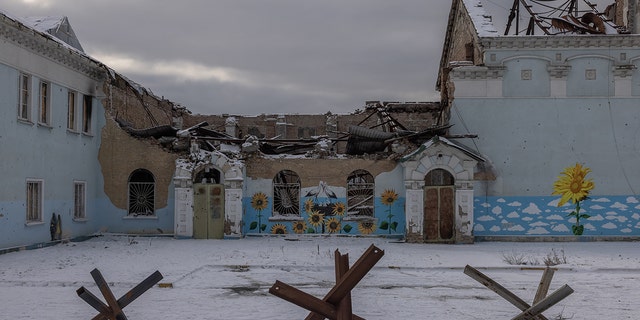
5,0,451,114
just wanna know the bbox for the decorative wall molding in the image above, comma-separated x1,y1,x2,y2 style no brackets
0,18,105,80
481,35,640,50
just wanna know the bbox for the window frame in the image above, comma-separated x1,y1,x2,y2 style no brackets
67,90,77,131
346,170,375,218
18,73,32,121
82,95,93,134
73,181,86,220
127,169,156,217
272,170,301,217
26,179,44,223
38,81,51,126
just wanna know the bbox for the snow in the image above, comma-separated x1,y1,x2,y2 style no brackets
1,235,639,319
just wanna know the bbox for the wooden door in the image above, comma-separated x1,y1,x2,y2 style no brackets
423,186,455,242
193,184,225,239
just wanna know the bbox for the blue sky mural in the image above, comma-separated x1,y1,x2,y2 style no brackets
473,195,640,236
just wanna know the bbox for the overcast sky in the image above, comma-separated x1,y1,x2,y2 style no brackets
3,1,617,115
3,0,460,115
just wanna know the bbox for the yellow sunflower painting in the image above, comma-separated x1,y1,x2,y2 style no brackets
381,189,398,206
552,163,595,236
332,202,346,216
307,210,324,228
292,220,307,234
304,198,314,213
325,217,341,233
358,220,376,235
251,192,268,211
271,224,287,235
552,163,594,207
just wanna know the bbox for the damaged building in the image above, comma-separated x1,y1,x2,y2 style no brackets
2,0,640,251
442,0,640,238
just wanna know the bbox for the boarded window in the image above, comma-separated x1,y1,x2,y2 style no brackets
128,169,155,216
347,170,374,217
273,170,300,216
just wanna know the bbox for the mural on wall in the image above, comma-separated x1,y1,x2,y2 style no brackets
249,192,268,233
473,195,640,236
551,163,595,235
243,181,405,236
379,189,399,234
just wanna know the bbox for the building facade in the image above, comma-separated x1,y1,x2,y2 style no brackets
442,0,640,238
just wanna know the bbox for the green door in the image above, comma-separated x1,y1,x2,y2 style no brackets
193,184,225,239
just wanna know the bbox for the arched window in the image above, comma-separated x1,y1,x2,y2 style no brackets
128,169,155,216
425,169,454,186
194,166,221,184
347,169,374,217
273,170,300,216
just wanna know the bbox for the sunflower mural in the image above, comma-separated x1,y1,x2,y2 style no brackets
379,189,399,234
358,220,376,235
552,163,595,235
292,220,307,234
307,210,324,233
325,217,341,233
330,201,353,233
250,192,268,233
271,223,287,235
304,198,314,214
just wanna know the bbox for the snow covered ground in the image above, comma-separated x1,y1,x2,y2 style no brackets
1,235,638,319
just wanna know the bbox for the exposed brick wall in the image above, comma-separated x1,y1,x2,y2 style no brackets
246,157,397,188
101,73,182,129
98,116,179,210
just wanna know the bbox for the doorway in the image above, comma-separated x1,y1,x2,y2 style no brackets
193,183,225,239
423,169,455,242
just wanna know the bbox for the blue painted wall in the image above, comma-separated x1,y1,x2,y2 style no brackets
242,194,405,236
0,62,106,248
474,195,640,236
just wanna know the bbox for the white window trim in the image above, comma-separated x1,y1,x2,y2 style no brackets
26,179,44,225
18,73,32,123
38,81,51,126
67,90,78,132
82,94,93,135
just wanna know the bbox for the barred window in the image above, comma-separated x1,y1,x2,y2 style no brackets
273,170,300,216
128,169,155,216
347,170,374,217
26,179,43,223
74,181,86,219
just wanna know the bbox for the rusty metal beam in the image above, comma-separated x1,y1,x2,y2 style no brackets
512,285,574,320
269,280,337,319
464,265,548,320
325,245,384,305
305,244,383,320
117,270,163,308
91,268,127,320
76,286,110,315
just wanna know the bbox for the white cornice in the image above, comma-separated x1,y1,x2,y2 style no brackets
0,17,105,81
480,35,640,50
